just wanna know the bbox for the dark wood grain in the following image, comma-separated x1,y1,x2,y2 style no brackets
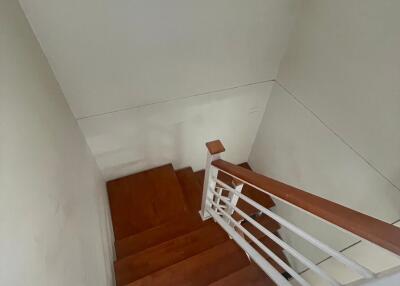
212,159,400,256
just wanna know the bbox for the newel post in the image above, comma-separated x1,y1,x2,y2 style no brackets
199,140,225,220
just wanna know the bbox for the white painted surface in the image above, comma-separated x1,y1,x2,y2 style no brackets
278,0,400,190
293,223,400,286
19,0,299,119
249,0,400,277
78,82,272,180
352,268,400,286
249,83,400,272
200,151,221,221
0,1,114,285
18,0,300,180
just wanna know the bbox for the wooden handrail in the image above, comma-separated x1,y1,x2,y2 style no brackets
212,159,400,256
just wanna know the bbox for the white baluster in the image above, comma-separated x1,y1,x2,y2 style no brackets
227,179,244,216
199,140,225,220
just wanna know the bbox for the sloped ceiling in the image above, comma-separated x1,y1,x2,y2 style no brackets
19,0,299,179
19,0,298,119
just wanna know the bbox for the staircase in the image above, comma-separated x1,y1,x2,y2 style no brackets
107,140,400,285
107,163,285,286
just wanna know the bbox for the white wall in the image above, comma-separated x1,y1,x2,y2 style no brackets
19,0,300,180
79,82,272,180
296,223,400,285
250,83,400,272
249,0,400,276
0,1,114,285
278,0,400,190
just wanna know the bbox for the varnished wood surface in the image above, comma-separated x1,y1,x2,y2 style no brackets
176,167,203,213
253,235,287,274
234,163,275,219
242,215,280,240
206,140,225,155
126,239,250,286
209,263,276,286
107,164,187,240
242,216,287,274
110,162,281,285
213,159,400,256
115,214,204,259
115,223,229,285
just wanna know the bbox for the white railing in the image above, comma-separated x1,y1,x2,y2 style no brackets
199,140,400,286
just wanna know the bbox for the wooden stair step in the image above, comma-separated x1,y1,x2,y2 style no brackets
176,167,203,213
125,239,251,286
107,164,188,240
241,215,281,239
115,214,205,259
115,222,229,285
251,235,288,274
194,169,205,187
208,263,276,286
238,215,287,274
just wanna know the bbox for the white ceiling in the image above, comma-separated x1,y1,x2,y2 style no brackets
19,0,299,178
19,0,298,119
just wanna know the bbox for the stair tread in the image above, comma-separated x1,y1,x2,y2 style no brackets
234,216,287,274
115,222,229,285
208,263,276,286
115,214,204,259
109,163,285,286
125,239,251,286
195,163,275,218
251,233,288,274
241,215,280,238
107,164,188,240
176,167,203,213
